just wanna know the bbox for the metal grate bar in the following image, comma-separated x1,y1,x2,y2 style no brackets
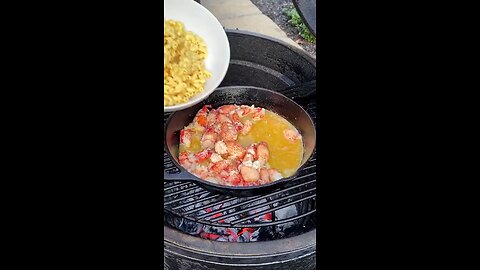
164,190,211,206
181,196,244,214
164,185,203,198
231,194,317,225
164,182,195,192
300,164,316,171
164,203,316,228
164,211,313,228
187,179,316,219
171,194,222,210
208,187,316,222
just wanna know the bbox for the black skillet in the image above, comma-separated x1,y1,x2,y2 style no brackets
164,83,316,197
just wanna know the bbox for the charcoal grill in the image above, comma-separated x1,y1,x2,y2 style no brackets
164,30,317,270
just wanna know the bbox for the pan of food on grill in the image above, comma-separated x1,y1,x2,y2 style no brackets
164,83,316,197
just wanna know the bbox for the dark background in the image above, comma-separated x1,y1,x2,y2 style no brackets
1,0,471,268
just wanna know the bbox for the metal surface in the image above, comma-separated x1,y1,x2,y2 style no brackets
293,0,316,36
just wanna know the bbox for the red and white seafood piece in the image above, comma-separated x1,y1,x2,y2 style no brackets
234,121,244,132
206,109,218,127
179,151,192,169
193,165,209,179
210,160,231,174
194,105,211,127
210,153,223,163
240,166,260,183
200,128,217,149
219,122,238,141
225,141,246,160
180,129,193,148
231,112,241,122
217,105,236,115
268,169,283,181
259,168,270,184
237,105,254,117
194,149,213,163
242,144,257,166
256,142,269,166
224,172,243,186
217,113,232,124
214,140,228,155
252,107,266,121
283,129,302,142
240,120,253,135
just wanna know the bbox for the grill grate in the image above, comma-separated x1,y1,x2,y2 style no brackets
163,91,317,229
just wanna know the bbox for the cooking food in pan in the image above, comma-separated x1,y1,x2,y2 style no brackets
164,19,211,106
178,104,303,187
164,86,316,196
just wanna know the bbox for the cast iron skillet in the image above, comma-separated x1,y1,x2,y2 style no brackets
164,85,316,197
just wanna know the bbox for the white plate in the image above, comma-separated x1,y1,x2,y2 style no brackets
164,0,230,112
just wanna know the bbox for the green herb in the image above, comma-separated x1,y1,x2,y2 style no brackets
283,7,316,43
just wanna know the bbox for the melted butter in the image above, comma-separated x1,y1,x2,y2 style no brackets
179,132,202,153
179,110,303,178
238,111,303,177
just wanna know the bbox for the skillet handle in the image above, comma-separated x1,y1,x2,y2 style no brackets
164,169,192,181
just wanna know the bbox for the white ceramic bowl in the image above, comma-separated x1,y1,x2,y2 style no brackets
164,0,230,112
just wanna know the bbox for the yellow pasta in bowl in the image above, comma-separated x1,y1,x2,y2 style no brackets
164,0,230,112
164,20,212,107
